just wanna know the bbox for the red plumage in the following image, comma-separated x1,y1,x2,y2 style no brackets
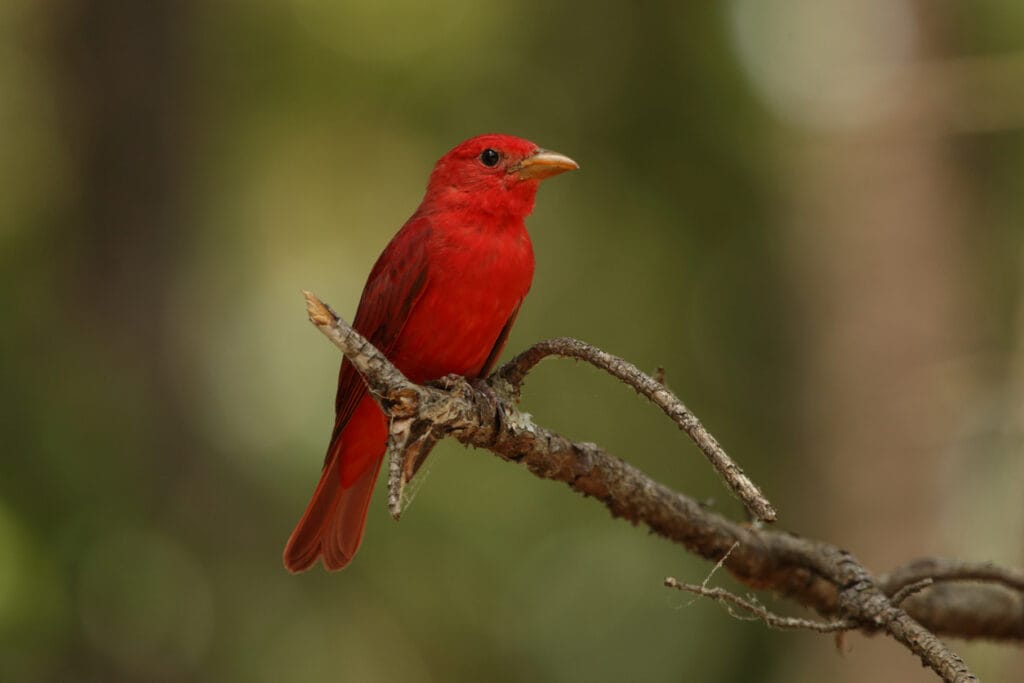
284,134,577,572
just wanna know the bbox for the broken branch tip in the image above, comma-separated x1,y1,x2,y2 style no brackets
302,290,335,327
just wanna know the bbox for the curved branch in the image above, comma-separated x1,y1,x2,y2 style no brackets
299,291,1023,682
879,557,1024,593
496,337,777,523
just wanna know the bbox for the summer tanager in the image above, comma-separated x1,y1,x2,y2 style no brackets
284,134,577,572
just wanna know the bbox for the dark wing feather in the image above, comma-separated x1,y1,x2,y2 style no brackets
325,222,432,465
477,302,521,377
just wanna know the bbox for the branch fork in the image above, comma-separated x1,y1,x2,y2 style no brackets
301,290,1022,682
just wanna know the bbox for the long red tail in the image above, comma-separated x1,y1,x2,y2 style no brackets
283,396,387,572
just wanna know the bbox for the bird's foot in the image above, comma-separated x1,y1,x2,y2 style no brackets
426,373,467,392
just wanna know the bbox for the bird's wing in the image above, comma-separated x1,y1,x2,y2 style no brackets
324,222,432,465
477,301,521,377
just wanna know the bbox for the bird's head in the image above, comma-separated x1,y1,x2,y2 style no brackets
424,134,577,220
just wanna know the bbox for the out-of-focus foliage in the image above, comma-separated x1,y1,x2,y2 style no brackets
2,1,1022,681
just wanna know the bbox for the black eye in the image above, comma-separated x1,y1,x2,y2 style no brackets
479,148,500,167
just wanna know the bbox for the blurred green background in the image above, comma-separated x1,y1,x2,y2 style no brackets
2,1,1023,681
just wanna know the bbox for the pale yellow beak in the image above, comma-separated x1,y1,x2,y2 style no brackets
516,148,579,180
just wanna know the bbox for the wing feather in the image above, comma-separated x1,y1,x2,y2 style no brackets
325,222,432,465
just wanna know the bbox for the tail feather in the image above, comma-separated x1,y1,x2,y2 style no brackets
283,455,385,572
283,455,340,572
321,462,382,569
283,396,388,573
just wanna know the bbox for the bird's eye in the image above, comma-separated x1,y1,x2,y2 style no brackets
479,148,500,167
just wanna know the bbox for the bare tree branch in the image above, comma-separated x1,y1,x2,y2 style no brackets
300,291,1024,682
874,557,1024,641
879,557,1024,593
496,337,777,523
890,578,936,606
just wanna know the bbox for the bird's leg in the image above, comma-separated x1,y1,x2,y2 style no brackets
425,373,506,439
425,372,466,391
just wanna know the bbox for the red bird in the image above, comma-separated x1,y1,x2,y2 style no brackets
284,134,577,572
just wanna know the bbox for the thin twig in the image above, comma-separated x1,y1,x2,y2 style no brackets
664,577,856,633
702,542,739,590
495,338,777,523
891,578,935,606
681,541,741,607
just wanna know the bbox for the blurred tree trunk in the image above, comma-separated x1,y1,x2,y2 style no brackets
50,0,199,673
55,0,192,352
778,4,979,681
